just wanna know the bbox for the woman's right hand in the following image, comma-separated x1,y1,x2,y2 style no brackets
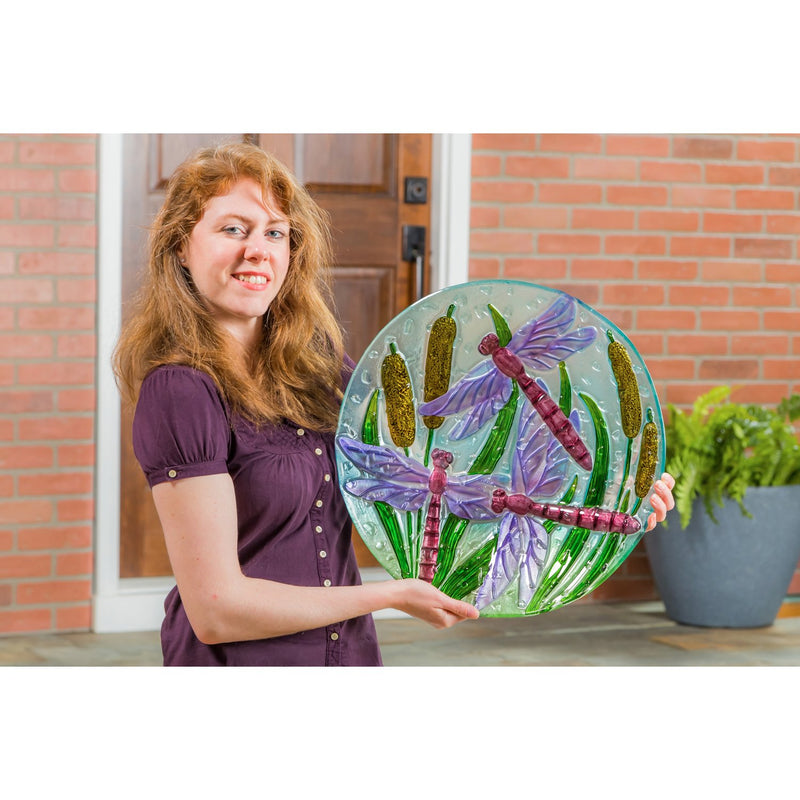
386,579,480,629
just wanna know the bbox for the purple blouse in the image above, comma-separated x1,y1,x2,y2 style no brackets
132,364,382,667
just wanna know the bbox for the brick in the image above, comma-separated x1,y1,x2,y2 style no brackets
767,214,800,234
639,211,699,231
640,160,702,183
471,181,535,204
0,252,14,274
57,389,95,412
468,258,500,279
701,260,762,281
470,207,500,228
703,212,763,233
667,335,729,355
764,310,800,330
0,168,55,192
730,384,795,405
538,233,601,254
0,364,13,385
606,135,670,156
0,141,15,162
18,417,94,441
0,583,12,603
0,500,52,524
636,309,696,330
733,286,793,306
0,445,54,469
0,608,51,633
17,307,95,331
18,472,93,496
470,231,533,253
57,224,96,248
16,579,91,604
56,604,91,630
503,207,568,228
737,139,796,161
598,308,633,329
571,209,635,229
670,236,730,257
471,155,501,177
646,358,696,380
18,196,95,221
58,169,97,193
701,310,760,330
606,185,669,206
57,498,94,522
57,333,96,357
571,259,634,279
18,141,95,165
57,278,96,303
573,158,637,180
0,391,53,413
734,238,793,259
57,444,95,467
0,196,14,219
472,134,537,150
0,333,53,358
672,186,733,208
505,259,567,280
0,224,55,247
699,359,760,380
637,260,698,280
670,285,730,305
56,551,92,576
538,134,603,153
603,284,665,305
505,156,569,178
18,251,95,275
0,309,13,330
627,333,664,355
705,164,764,184
769,166,800,186
764,360,800,379
18,525,92,550
0,554,51,579
546,282,600,306
732,335,790,355
605,235,666,255
765,263,800,282
674,137,733,159
17,362,94,385
0,278,54,303
538,183,602,203
736,189,795,210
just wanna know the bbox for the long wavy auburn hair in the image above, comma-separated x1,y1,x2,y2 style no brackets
113,141,346,431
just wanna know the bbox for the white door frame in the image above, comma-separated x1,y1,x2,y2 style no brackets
92,133,472,632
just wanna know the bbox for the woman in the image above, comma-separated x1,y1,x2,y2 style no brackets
114,142,675,666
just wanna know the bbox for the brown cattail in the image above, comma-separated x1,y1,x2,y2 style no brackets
422,304,457,430
607,330,642,439
635,408,659,499
381,342,416,448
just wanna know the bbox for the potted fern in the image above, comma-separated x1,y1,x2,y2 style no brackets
644,386,800,628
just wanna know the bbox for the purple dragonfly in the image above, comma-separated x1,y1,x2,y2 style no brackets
418,294,597,471
336,436,499,582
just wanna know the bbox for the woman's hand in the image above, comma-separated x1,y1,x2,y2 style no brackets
387,579,480,628
645,472,676,532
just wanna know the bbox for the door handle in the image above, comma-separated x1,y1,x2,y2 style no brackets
402,225,426,302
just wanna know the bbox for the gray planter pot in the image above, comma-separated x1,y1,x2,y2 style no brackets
644,485,800,628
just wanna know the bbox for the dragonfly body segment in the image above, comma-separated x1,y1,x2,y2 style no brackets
479,333,593,471
419,449,453,582
491,489,641,535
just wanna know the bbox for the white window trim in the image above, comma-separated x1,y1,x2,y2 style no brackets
92,133,472,632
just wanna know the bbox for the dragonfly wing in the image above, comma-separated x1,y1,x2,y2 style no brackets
517,516,549,608
336,437,430,486
443,474,504,521
511,294,598,370
474,515,521,611
418,361,508,417
343,477,428,511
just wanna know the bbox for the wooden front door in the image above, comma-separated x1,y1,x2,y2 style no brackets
119,133,433,578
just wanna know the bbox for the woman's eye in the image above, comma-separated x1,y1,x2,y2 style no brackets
223,225,245,235
267,229,288,240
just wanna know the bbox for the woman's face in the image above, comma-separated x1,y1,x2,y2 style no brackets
178,178,291,347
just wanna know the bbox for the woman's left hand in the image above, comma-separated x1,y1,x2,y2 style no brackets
645,472,676,532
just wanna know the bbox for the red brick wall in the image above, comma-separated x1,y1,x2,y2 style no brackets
0,134,97,633
469,133,800,602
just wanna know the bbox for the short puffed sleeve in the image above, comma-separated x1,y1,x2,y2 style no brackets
132,366,231,488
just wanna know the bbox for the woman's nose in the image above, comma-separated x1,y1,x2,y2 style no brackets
244,238,268,262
